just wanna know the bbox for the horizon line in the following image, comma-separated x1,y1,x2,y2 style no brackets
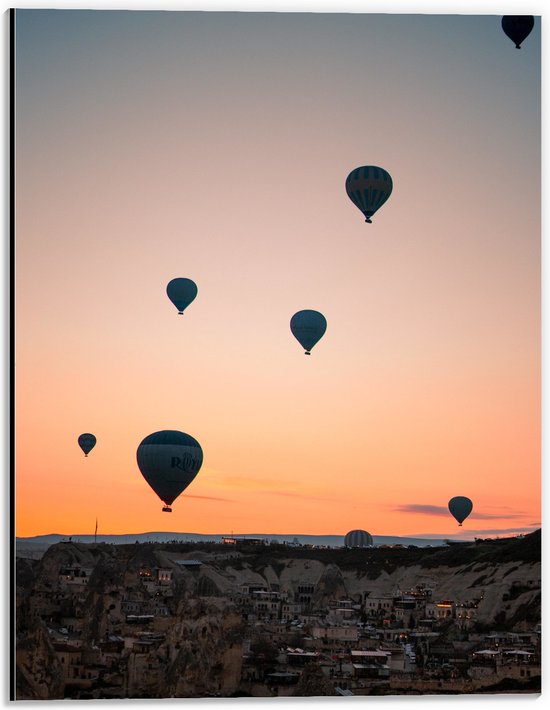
16,528,538,541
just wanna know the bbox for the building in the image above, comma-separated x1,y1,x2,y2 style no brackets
425,599,455,620
310,625,359,644
58,566,94,588
365,596,393,616
350,650,390,679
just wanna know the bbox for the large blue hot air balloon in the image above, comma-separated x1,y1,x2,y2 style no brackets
166,278,198,315
78,433,96,457
290,310,327,355
501,16,534,49
448,496,473,526
136,430,203,512
345,166,393,223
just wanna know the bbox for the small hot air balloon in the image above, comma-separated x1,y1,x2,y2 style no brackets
345,166,393,223
501,16,534,49
78,433,96,457
136,430,203,512
448,496,473,526
166,278,198,315
290,310,327,355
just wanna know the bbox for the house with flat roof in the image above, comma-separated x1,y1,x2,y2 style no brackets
350,650,391,679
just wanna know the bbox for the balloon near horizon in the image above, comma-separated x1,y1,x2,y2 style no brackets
448,497,473,527
344,529,374,548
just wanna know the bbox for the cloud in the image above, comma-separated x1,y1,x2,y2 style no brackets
394,504,527,520
395,504,448,516
411,524,540,539
453,525,540,536
412,524,540,541
462,511,527,521
484,505,528,514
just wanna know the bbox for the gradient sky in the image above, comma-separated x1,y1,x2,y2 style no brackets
15,9,540,539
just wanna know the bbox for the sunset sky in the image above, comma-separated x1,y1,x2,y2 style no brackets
15,8,540,540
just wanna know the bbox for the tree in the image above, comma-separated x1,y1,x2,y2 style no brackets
293,662,334,697
249,638,278,678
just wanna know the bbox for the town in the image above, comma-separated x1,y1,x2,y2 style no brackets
15,530,541,699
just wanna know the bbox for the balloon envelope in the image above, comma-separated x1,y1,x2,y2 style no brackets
136,430,203,507
501,16,534,48
344,530,374,548
290,310,327,354
166,278,198,314
78,433,96,457
345,166,393,223
448,496,473,526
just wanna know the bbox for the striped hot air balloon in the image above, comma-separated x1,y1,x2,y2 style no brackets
345,166,393,223
344,529,374,548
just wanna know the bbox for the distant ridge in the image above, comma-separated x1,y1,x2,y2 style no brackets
16,531,452,549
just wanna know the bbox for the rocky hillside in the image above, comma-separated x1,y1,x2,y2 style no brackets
20,531,540,626
14,531,541,699
159,533,541,629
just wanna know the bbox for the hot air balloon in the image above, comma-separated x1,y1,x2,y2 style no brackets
345,166,393,223
136,430,203,512
166,278,198,315
448,496,473,526
501,16,534,49
344,530,374,548
78,433,96,457
290,310,327,355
